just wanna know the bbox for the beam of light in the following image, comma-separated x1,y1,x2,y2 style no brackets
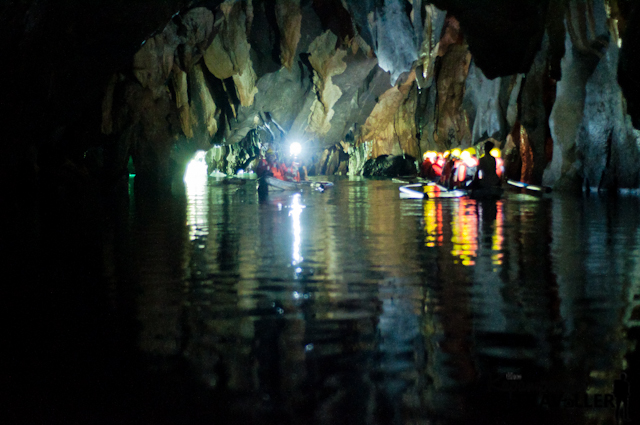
184,150,208,186
184,150,209,240
290,142,302,156
289,193,305,266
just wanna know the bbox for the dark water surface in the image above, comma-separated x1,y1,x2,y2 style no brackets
8,177,640,424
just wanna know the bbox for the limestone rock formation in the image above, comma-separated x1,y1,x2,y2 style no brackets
7,0,640,195
578,40,640,190
432,43,472,150
275,0,302,70
133,22,182,98
203,1,258,107
306,31,348,136
188,64,219,145
373,0,419,85
416,5,447,89
519,34,555,184
462,62,508,143
544,2,610,189
362,155,417,177
358,71,418,158
176,7,216,71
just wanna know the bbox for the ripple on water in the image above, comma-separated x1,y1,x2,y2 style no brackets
124,178,640,424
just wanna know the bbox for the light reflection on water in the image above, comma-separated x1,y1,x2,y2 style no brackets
130,178,640,424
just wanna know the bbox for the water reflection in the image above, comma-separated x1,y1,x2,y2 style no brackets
123,179,640,424
185,151,209,240
422,186,505,268
289,193,304,267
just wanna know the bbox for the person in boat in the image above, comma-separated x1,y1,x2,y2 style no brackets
257,148,285,180
431,152,446,180
419,151,435,178
281,156,301,182
471,141,501,189
490,147,504,179
454,147,479,188
445,148,464,188
440,149,459,188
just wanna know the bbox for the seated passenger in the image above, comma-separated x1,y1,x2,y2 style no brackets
431,152,445,179
440,149,460,189
490,147,504,179
472,141,501,189
257,148,284,180
455,148,479,187
281,157,301,182
419,151,434,179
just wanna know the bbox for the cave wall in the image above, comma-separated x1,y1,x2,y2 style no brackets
4,0,640,193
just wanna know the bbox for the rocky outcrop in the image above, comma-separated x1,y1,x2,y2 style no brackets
373,0,419,85
103,7,218,185
432,43,472,150
275,0,303,70
578,39,640,190
357,71,419,158
543,1,610,189
362,155,417,177
415,5,447,89
203,2,258,106
306,31,348,136
519,34,555,184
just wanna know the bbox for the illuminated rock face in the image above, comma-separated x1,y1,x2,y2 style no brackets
5,0,640,191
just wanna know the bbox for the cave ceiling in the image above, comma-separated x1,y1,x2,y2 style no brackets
2,0,640,190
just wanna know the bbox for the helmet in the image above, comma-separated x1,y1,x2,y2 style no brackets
423,151,429,160
461,150,471,162
490,148,501,158
465,147,477,156
426,151,437,160
452,148,462,158
443,150,450,158
266,148,275,155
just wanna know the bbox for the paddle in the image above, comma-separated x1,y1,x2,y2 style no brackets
507,180,552,193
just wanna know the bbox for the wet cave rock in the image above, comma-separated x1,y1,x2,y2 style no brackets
4,0,640,198
362,155,417,177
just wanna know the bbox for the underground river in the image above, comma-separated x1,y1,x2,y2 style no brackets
8,176,640,425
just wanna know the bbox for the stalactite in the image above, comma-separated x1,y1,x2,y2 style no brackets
520,125,534,183
306,31,348,136
275,0,302,70
566,0,607,57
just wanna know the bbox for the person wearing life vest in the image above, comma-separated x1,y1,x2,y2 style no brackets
431,152,445,179
419,151,437,179
281,156,301,182
441,149,459,188
448,148,465,188
472,141,501,189
257,148,285,180
456,147,479,187
490,147,504,179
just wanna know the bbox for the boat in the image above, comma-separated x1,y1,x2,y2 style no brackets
467,185,504,200
399,183,466,199
262,176,334,192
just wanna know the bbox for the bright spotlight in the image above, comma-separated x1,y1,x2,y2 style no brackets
184,150,208,186
290,142,302,156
